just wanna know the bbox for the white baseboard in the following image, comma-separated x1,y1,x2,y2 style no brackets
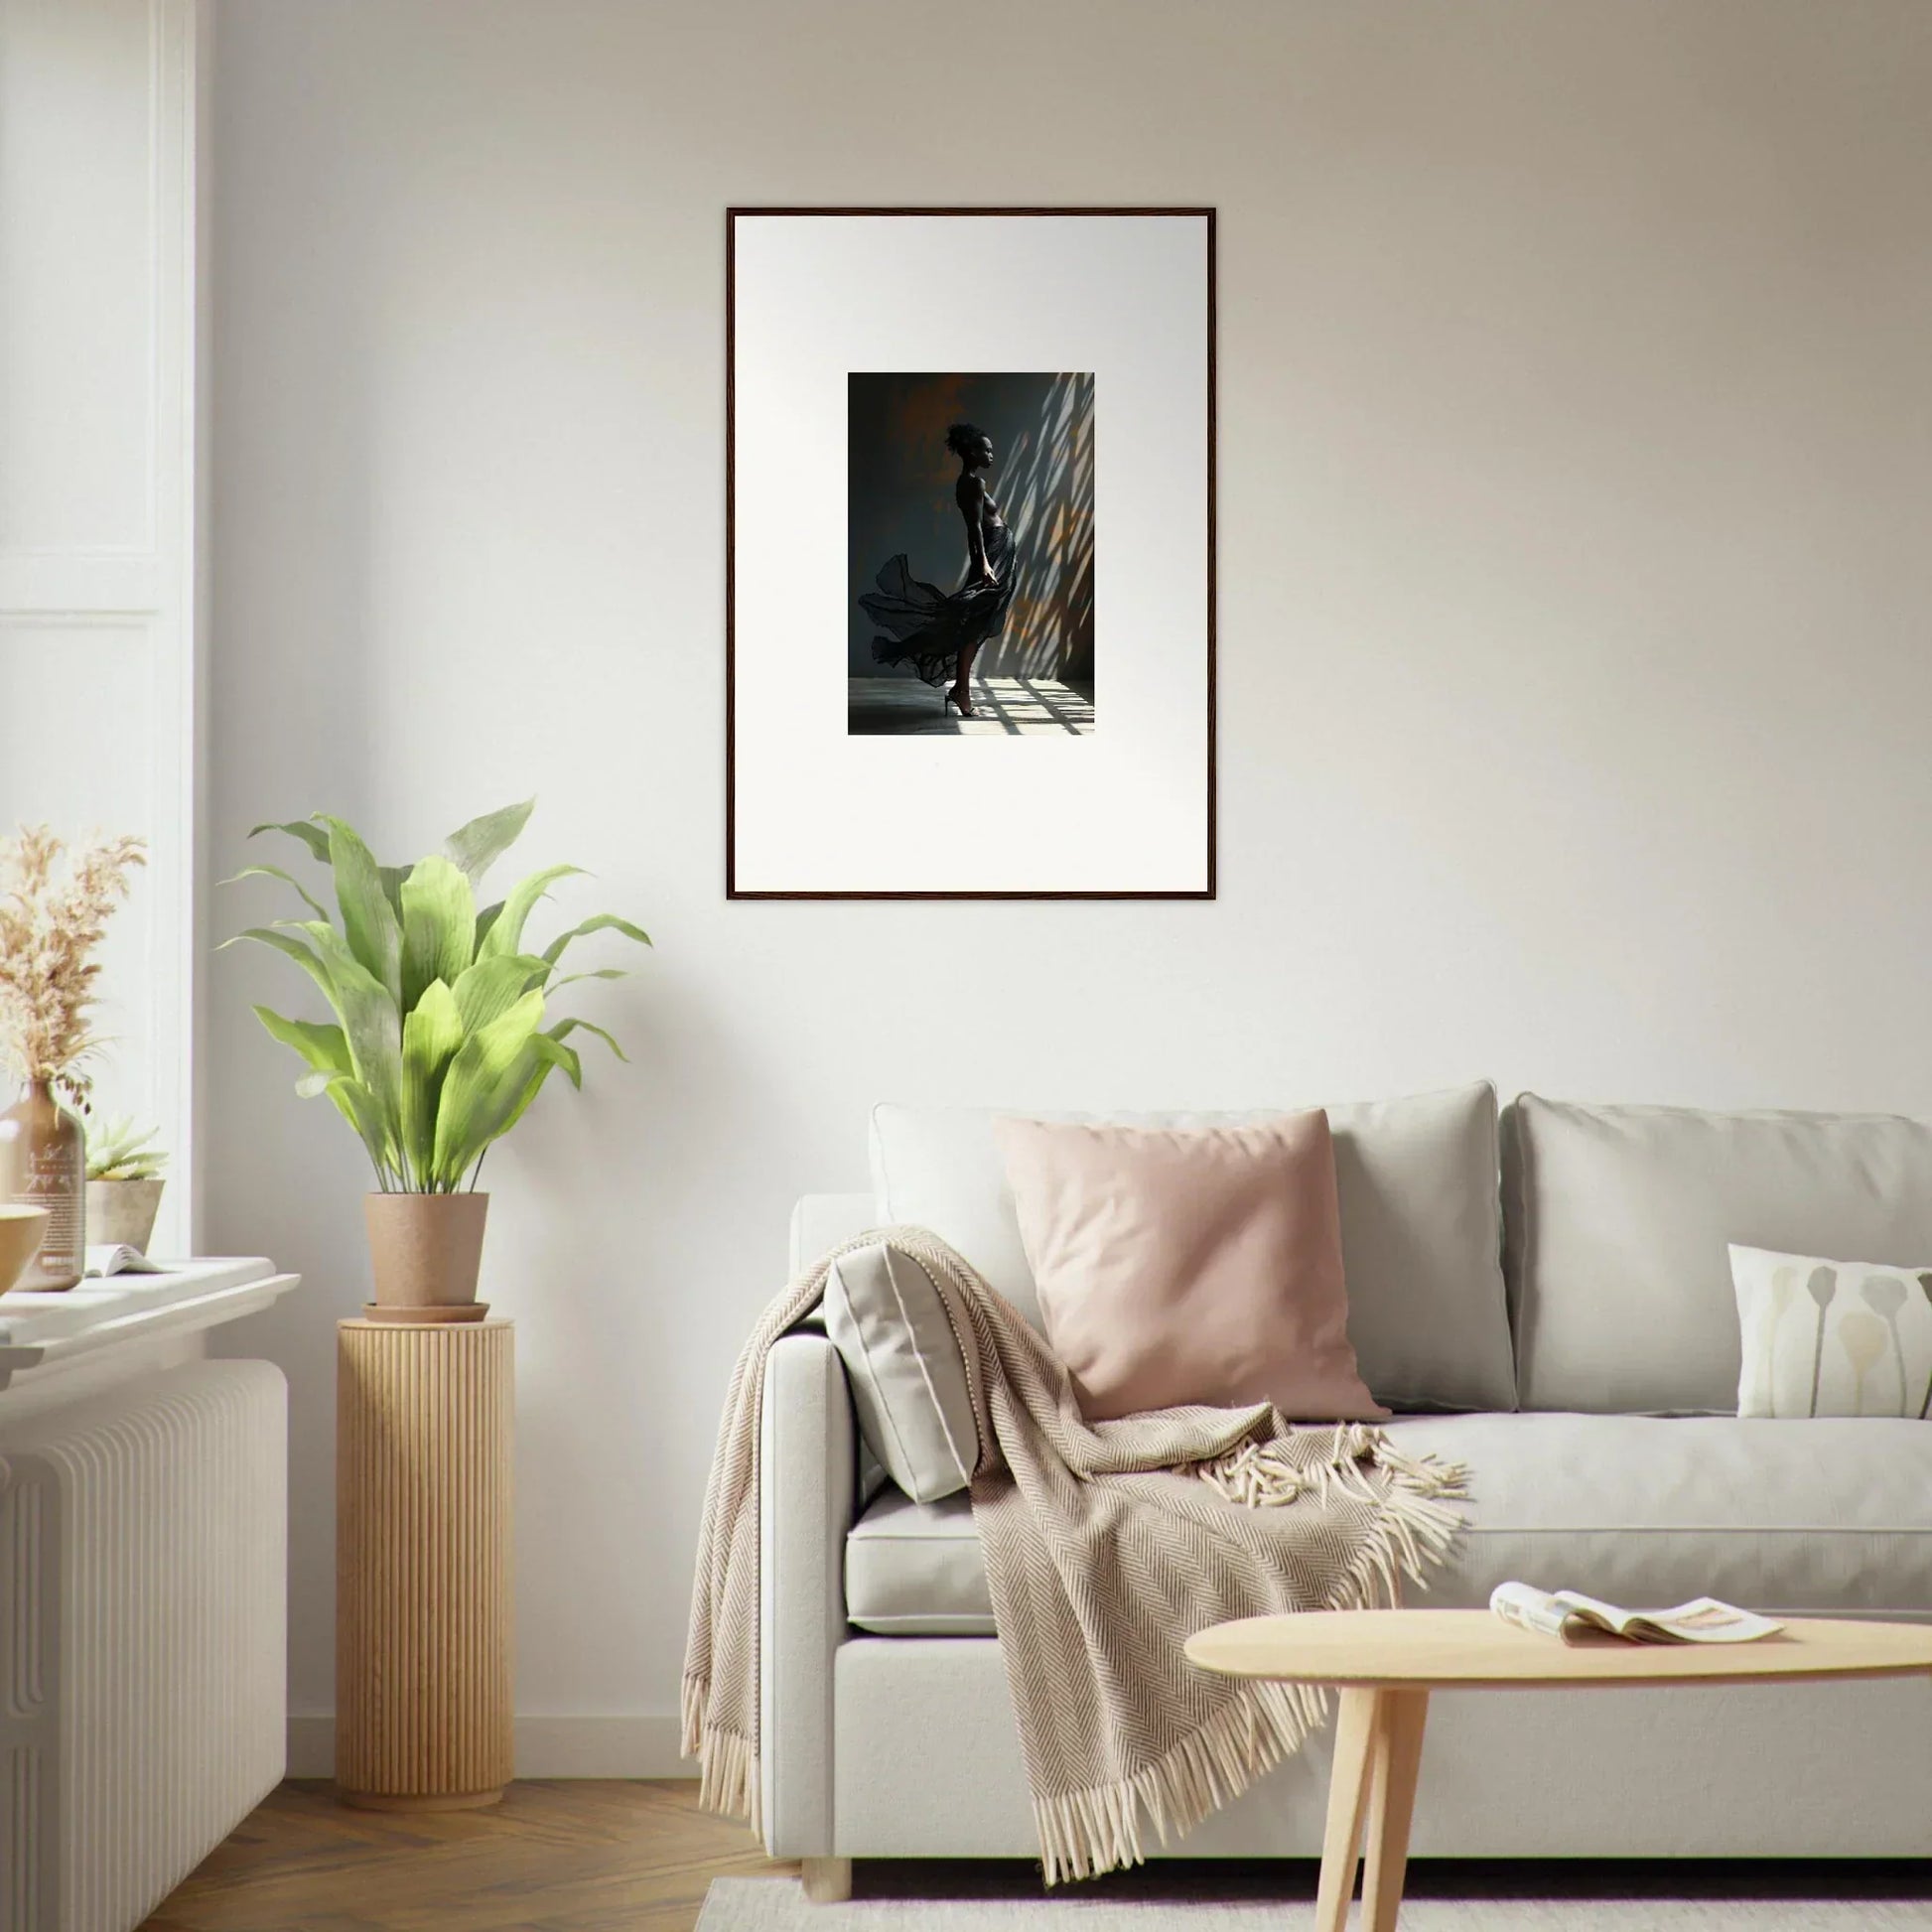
286,1713,690,1780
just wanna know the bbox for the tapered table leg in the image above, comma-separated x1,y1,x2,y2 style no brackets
1312,1687,1381,1932
1361,1689,1429,1932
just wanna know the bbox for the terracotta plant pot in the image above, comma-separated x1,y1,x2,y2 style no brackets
0,1204,51,1296
85,1177,166,1254
364,1192,488,1309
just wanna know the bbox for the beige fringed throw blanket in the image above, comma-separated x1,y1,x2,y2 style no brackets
683,1229,1467,1884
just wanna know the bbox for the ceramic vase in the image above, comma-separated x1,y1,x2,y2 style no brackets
0,1079,85,1290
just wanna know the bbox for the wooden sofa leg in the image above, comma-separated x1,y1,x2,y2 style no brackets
802,1857,853,1902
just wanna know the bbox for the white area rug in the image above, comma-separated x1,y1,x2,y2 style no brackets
699,1875,1932,1929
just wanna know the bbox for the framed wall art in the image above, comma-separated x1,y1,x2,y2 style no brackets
727,207,1215,899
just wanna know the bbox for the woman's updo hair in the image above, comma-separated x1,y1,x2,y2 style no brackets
944,422,987,459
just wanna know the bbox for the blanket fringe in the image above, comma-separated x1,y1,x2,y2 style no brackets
685,1674,764,1837
1034,1677,1326,1884
694,1720,762,1837
1196,1433,1469,1605
1357,1442,1471,1600
1033,1433,1471,1883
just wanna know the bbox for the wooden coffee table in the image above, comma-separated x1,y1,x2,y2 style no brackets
1185,1607,1932,1932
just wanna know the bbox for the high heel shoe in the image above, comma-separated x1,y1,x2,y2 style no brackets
943,686,976,720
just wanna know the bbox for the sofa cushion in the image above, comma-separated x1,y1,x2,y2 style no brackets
842,1413,1932,1636
1505,1094,1932,1414
870,1082,1512,1412
824,1238,979,1502
996,1110,1386,1423
846,1488,991,1634
1730,1243,1932,1420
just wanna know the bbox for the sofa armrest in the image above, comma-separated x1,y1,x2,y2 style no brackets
758,1329,856,1856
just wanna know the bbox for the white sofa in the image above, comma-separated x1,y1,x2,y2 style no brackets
758,1088,1932,1872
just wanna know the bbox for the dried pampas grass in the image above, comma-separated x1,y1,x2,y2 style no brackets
0,826,147,1108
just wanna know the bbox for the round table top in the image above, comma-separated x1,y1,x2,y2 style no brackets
1184,1609,1932,1689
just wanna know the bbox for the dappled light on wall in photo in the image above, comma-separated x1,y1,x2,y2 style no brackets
995,371,1096,686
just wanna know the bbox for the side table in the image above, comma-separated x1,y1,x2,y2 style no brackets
336,1314,514,1809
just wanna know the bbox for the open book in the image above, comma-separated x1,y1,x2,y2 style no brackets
1490,1581,1783,1645
83,1244,169,1278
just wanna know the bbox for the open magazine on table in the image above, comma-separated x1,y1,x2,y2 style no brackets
1490,1581,1783,1645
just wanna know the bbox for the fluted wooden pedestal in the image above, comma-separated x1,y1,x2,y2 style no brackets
336,1316,514,1810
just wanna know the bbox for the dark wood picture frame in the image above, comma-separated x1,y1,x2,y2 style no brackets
726,206,1216,900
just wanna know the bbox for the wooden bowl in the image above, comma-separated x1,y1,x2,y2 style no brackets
0,1203,51,1295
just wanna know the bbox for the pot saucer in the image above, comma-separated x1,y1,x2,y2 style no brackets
358,1301,489,1324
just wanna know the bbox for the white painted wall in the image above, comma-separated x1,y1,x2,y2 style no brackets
207,0,1932,1769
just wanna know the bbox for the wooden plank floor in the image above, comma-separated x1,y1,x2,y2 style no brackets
141,1780,791,1932
140,1781,1932,1927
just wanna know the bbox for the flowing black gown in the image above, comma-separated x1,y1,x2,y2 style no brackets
860,502,1019,689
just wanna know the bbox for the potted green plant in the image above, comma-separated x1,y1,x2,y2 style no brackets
0,827,147,1289
226,799,648,1310
84,1117,169,1253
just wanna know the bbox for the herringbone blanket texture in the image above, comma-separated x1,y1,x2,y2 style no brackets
682,1229,1468,1884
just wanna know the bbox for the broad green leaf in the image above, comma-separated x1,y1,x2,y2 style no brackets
549,1015,626,1062
537,1034,582,1089
250,1005,350,1077
313,1072,394,1185
400,979,465,1186
319,816,403,1003
248,818,331,863
399,856,477,1012
478,864,584,961
540,912,651,967
229,809,650,1188
486,1035,581,1149
451,952,547,1035
222,864,329,921
444,799,535,886
432,989,545,1181
281,919,402,1160
221,927,343,1022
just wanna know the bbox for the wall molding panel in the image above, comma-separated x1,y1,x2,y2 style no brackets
0,0,203,1252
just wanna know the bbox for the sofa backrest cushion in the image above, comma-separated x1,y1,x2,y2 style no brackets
870,1081,1513,1413
1504,1093,1932,1414
789,1193,877,1275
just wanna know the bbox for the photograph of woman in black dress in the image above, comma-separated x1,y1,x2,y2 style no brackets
848,372,1095,736
862,422,1016,718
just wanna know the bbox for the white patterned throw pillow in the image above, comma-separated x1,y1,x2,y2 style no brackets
1730,1244,1932,1418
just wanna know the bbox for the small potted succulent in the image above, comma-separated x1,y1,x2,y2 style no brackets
226,799,648,1311
84,1118,169,1254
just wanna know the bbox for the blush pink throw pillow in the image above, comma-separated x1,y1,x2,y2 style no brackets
992,1111,1388,1423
